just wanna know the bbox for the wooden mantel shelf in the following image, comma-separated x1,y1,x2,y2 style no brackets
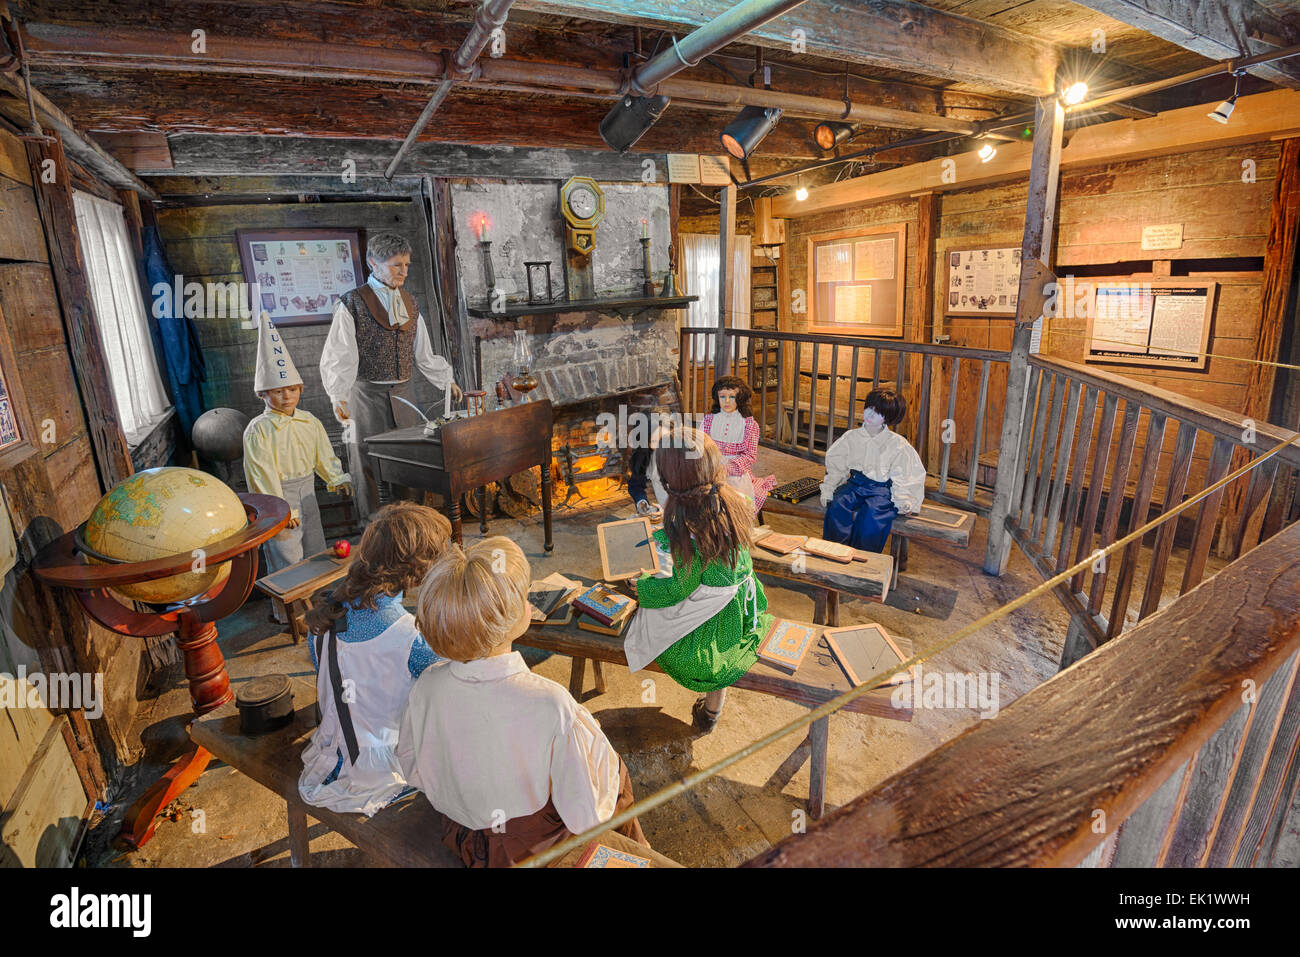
467,294,697,319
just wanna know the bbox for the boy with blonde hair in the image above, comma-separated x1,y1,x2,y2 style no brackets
398,537,649,866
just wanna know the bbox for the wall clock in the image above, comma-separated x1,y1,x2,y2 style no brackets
560,175,605,256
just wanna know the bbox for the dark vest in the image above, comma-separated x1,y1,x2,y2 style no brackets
342,285,418,383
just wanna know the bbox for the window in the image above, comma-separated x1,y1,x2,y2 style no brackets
72,191,170,446
680,232,751,363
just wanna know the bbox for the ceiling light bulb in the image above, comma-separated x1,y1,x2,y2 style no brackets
978,143,997,162
795,185,809,201
1063,81,1088,106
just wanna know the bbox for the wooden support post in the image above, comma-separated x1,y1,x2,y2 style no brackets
1218,137,1300,558
808,714,829,820
984,96,1065,575
715,183,737,376
428,176,473,390
25,132,133,490
287,800,311,867
911,192,938,461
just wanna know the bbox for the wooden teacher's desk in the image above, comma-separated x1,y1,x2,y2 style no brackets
366,400,554,550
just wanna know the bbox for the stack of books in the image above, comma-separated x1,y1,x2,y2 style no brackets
529,573,583,626
572,583,637,637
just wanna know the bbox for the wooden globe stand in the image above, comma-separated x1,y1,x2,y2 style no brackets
34,493,289,848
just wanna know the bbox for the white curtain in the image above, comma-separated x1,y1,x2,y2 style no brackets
72,191,170,446
680,232,751,365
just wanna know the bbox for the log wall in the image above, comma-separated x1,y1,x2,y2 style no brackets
777,142,1283,503
0,124,137,773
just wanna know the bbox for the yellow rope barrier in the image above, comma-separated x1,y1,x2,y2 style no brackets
517,428,1300,867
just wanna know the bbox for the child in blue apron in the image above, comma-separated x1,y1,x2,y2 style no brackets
820,389,926,552
299,501,452,816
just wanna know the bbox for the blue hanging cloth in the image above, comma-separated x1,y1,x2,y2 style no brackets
822,470,898,553
141,224,206,446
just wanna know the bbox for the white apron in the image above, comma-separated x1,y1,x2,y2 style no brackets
623,583,738,673
299,613,429,816
264,472,325,571
709,411,755,506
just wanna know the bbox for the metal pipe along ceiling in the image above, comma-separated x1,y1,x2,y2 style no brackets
628,0,810,95
386,0,517,179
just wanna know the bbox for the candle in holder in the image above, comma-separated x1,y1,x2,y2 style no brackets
640,235,654,297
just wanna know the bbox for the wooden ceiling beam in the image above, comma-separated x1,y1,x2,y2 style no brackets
20,21,987,136
1069,0,1300,89
510,0,1059,96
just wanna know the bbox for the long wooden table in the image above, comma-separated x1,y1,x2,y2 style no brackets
366,400,554,550
190,675,680,867
520,576,912,820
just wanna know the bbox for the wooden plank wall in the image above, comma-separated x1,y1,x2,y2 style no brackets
777,143,1281,501
0,124,139,771
155,200,444,428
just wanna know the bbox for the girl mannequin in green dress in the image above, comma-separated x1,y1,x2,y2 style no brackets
624,428,773,731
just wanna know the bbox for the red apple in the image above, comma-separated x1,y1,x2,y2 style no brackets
333,540,351,559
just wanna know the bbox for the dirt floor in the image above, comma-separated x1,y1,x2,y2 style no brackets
79,483,1300,868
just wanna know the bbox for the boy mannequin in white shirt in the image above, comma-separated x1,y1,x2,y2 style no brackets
398,536,650,867
820,388,926,553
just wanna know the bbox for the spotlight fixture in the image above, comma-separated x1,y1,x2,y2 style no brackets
794,175,808,202
977,142,997,163
599,93,671,153
813,121,855,151
721,105,783,160
1062,81,1089,106
1208,73,1243,124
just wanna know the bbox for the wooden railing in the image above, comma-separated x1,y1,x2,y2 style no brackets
986,354,1300,662
747,520,1300,868
679,327,1011,514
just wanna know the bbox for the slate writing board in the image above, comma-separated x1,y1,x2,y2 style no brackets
598,517,661,581
823,623,909,687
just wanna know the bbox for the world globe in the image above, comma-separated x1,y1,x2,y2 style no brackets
80,467,249,605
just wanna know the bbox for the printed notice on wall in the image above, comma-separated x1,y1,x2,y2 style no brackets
947,247,1020,315
0,367,21,451
853,238,895,281
1141,223,1183,251
666,154,702,184
816,242,853,283
698,155,732,185
834,285,872,324
1086,282,1214,370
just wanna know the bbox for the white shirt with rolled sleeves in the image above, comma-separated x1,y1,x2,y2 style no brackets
319,274,454,407
819,425,927,514
396,651,622,834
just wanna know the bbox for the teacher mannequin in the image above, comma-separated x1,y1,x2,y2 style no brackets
321,232,461,518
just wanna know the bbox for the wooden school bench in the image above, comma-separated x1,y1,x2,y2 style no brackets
754,445,976,587
189,675,681,868
520,576,913,820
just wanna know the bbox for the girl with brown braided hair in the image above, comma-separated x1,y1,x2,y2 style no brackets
624,428,773,731
298,501,452,816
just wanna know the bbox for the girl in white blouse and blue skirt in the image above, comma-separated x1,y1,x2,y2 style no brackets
820,389,927,553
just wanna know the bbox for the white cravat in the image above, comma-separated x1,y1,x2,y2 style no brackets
319,280,454,403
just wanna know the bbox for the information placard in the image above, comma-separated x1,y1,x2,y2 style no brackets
946,246,1020,316
237,228,365,327
1085,280,1216,370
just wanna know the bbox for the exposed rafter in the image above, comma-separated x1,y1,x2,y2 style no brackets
510,0,1059,96
1070,0,1300,88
